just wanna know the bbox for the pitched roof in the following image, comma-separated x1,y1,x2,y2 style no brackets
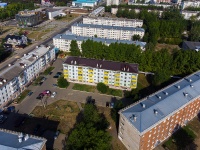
182,41,200,50
72,23,145,32
64,56,139,73
120,71,200,134
0,129,46,149
83,16,143,22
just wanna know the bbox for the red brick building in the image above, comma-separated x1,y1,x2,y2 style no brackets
119,71,200,150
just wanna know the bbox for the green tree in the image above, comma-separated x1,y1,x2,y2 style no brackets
57,76,69,88
66,104,111,150
97,82,109,94
132,34,141,41
70,40,81,56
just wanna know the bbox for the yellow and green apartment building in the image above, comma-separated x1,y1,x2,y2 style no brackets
63,56,139,90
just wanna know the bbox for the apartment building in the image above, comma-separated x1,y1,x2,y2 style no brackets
0,129,46,149
89,7,105,17
0,45,55,107
182,1,200,10
118,71,200,150
71,23,145,40
106,0,120,6
53,34,147,52
63,56,139,90
83,16,143,27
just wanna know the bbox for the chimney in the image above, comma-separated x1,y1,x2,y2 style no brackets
154,109,158,115
141,103,145,108
163,91,168,95
97,63,98,67
156,95,161,99
74,61,77,65
24,134,29,141
190,85,194,88
71,60,73,64
184,92,188,97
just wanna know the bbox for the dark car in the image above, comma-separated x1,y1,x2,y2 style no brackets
3,106,15,114
0,115,7,124
41,77,47,82
49,72,53,75
52,84,58,87
28,91,33,96
14,116,26,127
34,124,41,134
39,82,43,86
106,102,110,107
36,93,44,100
54,72,62,78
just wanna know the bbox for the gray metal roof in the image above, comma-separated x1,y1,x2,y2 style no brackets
83,16,143,22
53,34,146,48
0,129,46,150
72,23,145,32
182,41,200,50
121,71,200,133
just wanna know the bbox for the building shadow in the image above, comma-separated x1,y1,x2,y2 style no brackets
0,111,60,150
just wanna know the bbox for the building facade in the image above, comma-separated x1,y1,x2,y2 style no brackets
118,71,200,150
5,35,28,47
63,56,138,90
0,45,55,108
71,23,145,40
181,10,200,20
182,1,200,9
106,0,120,6
47,9,65,20
53,34,146,52
15,8,46,27
83,16,143,27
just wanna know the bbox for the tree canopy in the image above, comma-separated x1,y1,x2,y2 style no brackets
66,104,111,150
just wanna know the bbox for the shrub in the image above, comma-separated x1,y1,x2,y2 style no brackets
97,82,108,94
57,76,69,88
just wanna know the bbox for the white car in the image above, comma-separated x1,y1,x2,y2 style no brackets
51,92,57,98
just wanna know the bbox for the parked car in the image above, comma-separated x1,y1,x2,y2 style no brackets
54,130,60,139
51,92,57,98
39,82,43,86
0,115,7,124
36,93,44,100
52,84,58,87
41,77,47,82
106,102,110,107
53,72,62,78
14,116,26,127
3,106,15,114
110,102,114,108
34,124,41,134
28,91,33,96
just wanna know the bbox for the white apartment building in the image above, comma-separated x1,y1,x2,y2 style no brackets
89,7,105,17
181,10,200,20
0,45,55,108
106,0,120,6
53,34,147,52
182,1,200,9
63,56,139,90
83,16,143,27
71,23,145,41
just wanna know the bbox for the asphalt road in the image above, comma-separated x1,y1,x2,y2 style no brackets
0,16,83,72
16,58,118,114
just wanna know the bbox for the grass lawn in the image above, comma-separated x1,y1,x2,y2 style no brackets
56,14,80,22
15,89,31,103
72,83,96,92
106,88,122,97
32,100,80,134
42,66,55,75
163,119,198,150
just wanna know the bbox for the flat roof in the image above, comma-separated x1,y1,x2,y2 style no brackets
64,56,139,73
0,45,54,89
54,34,146,48
0,129,46,149
83,16,143,22
120,71,200,133
72,23,145,32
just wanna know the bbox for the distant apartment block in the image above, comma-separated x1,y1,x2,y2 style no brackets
118,71,200,150
181,10,200,20
15,8,46,27
182,1,200,9
63,56,139,90
0,129,46,149
0,45,55,107
106,0,120,6
71,23,145,40
89,7,105,17
53,34,146,52
83,16,143,27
